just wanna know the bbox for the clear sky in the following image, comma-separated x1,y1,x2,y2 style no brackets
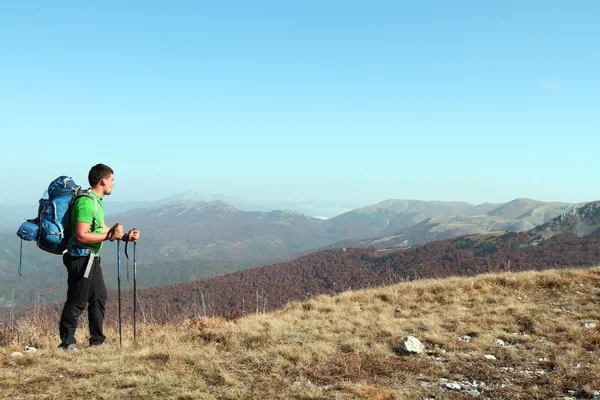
1,1,598,207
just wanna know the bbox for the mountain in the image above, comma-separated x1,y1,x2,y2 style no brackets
529,200,600,241
326,200,474,239
0,193,358,233
113,200,329,262
323,198,586,248
40,200,600,319
97,225,600,320
1,197,593,311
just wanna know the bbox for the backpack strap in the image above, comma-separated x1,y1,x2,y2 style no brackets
72,191,99,230
65,191,101,257
89,193,99,231
19,238,23,276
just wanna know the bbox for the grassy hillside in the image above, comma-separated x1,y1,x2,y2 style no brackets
2,267,599,399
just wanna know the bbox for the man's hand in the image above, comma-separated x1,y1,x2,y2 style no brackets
127,228,140,242
121,228,141,242
108,223,124,241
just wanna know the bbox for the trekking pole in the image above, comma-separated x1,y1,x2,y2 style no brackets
133,240,137,344
117,239,122,348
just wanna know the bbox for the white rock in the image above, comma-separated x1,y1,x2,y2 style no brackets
24,346,37,353
484,354,497,360
10,352,23,358
495,339,506,346
444,382,462,390
583,322,597,329
398,336,425,354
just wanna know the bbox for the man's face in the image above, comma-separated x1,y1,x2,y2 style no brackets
101,174,115,196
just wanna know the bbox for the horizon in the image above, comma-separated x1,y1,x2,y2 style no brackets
1,1,599,207
1,187,595,209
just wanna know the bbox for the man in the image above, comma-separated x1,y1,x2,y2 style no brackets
58,163,140,352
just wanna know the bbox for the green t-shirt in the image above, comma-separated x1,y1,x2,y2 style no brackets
71,192,104,253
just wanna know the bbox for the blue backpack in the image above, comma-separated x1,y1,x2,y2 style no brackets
16,176,98,275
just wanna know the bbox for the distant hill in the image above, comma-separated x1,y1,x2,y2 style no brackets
102,230,600,320
326,198,584,243
1,197,593,311
323,198,587,250
83,201,600,319
529,200,600,241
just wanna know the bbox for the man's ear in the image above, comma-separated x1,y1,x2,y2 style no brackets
99,178,107,187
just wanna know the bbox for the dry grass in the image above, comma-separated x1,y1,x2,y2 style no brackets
1,267,600,399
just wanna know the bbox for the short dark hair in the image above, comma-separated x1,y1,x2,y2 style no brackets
88,164,114,187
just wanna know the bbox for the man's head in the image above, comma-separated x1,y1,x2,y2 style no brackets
88,164,115,196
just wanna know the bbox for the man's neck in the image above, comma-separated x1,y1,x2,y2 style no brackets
91,187,104,199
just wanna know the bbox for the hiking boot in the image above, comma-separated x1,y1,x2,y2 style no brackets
91,340,113,349
62,343,79,353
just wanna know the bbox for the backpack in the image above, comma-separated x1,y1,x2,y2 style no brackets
16,176,98,275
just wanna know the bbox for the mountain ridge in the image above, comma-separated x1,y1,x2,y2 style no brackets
59,200,600,318
1,197,596,311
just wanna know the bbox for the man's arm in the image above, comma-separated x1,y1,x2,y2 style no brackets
75,222,123,245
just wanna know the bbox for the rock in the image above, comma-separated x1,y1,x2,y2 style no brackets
10,352,23,358
583,322,597,329
459,335,473,342
443,382,462,390
24,346,37,353
468,377,485,388
395,336,425,355
495,339,506,346
484,354,497,361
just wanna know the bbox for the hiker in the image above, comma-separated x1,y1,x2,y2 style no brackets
58,164,140,352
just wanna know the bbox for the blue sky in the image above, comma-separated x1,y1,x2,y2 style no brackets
1,1,598,207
